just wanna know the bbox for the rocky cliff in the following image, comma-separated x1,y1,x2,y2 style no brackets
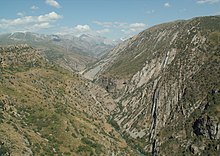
85,16,220,155
1,15,219,156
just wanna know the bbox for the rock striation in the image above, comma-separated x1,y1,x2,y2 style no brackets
85,16,220,155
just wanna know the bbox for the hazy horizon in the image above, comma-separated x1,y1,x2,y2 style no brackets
0,0,219,40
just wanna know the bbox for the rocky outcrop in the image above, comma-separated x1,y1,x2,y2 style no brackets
88,16,220,155
193,115,220,140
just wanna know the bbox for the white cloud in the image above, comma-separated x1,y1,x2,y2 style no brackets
93,21,127,28
17,12,25,17
93,21,147,37
93,21,113,28
31,5,39,10
124,23,147,32
57,21,147,39
121,23,147,36
2,16,34,26
129,23,146,29
57,25,111,37
96,29,110,34
45,0,61,8
32,22,52,29
74,25,91,32
38,12,62,22
93,21,147,31
197,0,219,4
0,12,62,32
71,24,105,36
57,25,92,36
164,2,171,7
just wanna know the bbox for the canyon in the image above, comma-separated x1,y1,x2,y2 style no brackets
0,15,220,155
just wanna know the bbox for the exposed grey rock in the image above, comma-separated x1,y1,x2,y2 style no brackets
85,16,220,155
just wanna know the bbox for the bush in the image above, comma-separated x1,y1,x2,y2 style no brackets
81,137,103,154
76,145,93,154
0,145,10,156
108,119,120,131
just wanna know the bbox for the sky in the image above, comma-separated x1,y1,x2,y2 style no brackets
0,0,219,40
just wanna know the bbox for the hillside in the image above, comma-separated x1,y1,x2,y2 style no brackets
84,16,220,155
0,45,135,155
1,16,219,156
0,32,116,72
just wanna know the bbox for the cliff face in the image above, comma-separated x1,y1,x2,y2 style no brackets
86,16,220,155
0,45,136,155
1,16,219,156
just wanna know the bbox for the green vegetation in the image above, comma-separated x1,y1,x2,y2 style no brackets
0,145,10,156
0,45,136,155
1,16,220,156
108,118,120,131
76,145,94,154
81,137,103,154
208,31,220,48
44,49,64,61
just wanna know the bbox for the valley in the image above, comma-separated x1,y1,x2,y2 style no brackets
0,32,117,72
0,45,135,155
0,15,220,156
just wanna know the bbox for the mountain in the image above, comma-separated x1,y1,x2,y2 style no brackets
0,44,136,155
57,33,117,58
1,16,219,156
83,16,220,155
0,32,117,58
0,32,116,72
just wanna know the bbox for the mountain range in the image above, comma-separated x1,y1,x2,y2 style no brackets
0,15,220,155
0,32,117,72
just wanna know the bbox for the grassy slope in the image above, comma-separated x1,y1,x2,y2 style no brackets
0,33,96,72
0,46,135,155
104,16,220,79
